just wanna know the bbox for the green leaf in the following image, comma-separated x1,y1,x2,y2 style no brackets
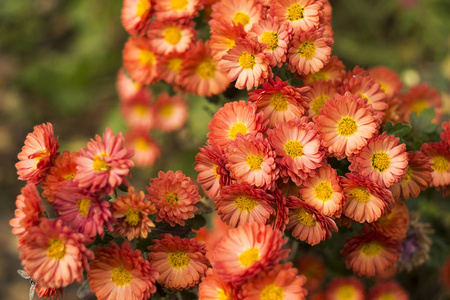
409,107,437,133
185,215,207,230
383,121,412,138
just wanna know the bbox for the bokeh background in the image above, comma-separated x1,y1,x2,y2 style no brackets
1,0,449,299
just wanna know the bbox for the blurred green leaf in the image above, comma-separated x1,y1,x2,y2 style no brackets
383,121,412,138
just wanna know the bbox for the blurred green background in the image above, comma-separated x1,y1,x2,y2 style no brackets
0,0,449,299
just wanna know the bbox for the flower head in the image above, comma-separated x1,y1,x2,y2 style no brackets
156,51,185,86
123,36,159,85
148,20,196,55
124,129,161,167
209,19,247,64
369,200,409,240
304,80,336,118
153,92,188,132
198,269,234,300
300,55,345,85
401,83,442,123
269,0,323,33
296,253,325,292
210,0,262,31
120,92,155,130
368,281,409,300
326,276,365,300
369,66,403,99
154,0,202,20
420,142,450,188
121,0,152,36
116,68,152,103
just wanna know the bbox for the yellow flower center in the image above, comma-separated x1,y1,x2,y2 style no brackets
32,150,49,170
260,31,279,51
168,57,183,73
337,117,358,136
246,155,264,171
360,241,383,257
411,99,428,116
311,95,328,115
134,104,148,116
287,3,304,21
238,248,260,267
314,181,333,202
46,239,66,260
160,104,174,117
238,52,256,69
168,251,191,268
111,265,132,286
234,195,258,212
371,152,391,172
261,284,284,300
166,193,179,205
336,285,356,300
92,154,110,173
64,173,75,181
163,27,182,45
218,290,230,300
310,72,328,82
224,38,236,50
270,93,289,111
136,0,150,18
284,140,304,158
212,164,220,179
196,58,217,79
298,42,316,60
139,49,155,67
125,210,141,226
232,12,250,27
379,82,388,93
432,156,450,173
297,209,316,227
379,293,396,300
351,188,370,203
171,0,188,10
77,198,91,217
135,137,149,151
229,122,247,139
401,167,414,182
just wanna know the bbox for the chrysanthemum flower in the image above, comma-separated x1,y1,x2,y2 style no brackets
441,256,450,289
20,219,93,288
225,133,278,190
341,66,369,81
390,151,432,201
178,40,230,96
35,284,64,300
369,66,403,99
123,36,159,85
154,0,202,21
198,269,235,300
215,183,275,228
369,200,409,240
124,130,161,167
153,92,188,132
209,19,247,64
247,15,293,67
304,80,335,118
156,51,185,86
148,234,210,290
268,118,324,184
75,128,134,195
120,93,155,130
420,142,450,188
296,253,325,292
116,68,152,103
340,173,393,223
88,241,158,300
16,123,59,185
221,37,272,90
10,183,44,246
288,27,332,75
194,213,230,262
146,170,201,226
287,195,338,245
301,55,345,85
210,0,262,31
341,231,400,277
326,277,365,300
248,76,310,128
300,164,344,217
401,83,442,123
212,222,289,284
368,281,409,300
241,262,307,300
269,0,323,33
314,92,380,159
208,100,267,149
350,132,408,188
121,0,152,36
148,20,196,56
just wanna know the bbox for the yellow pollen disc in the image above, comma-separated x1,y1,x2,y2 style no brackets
310,72,328,82
136,0,150,18
217,289,229,300
32,150,49,170
287,3,304,21
379,82,388,93
160,104,174,117
225,38,236,50
229,122,247,139
171,0,189,10
351,188,371,203
337,117,358,136
134,104,148,116
261,284,284,300
77,198,91,217
133,81,141,90
238,248,260,267
371,152,391,172
270,93,289,111
163,27,182,45
401,167,413,182
111,265,132,286
138,49,155,67
379,293,396,300
314,181,333,202
360,241,383,257
232,12,250,27
246,155,264,171
284,140,304,158
92,154,110,173
196,58,217,79
166,193,179,205
432,156,450,173
298,42,317,60
64,173,75,181
260,31,279,51
297,209,316,227
311,94,328,115
125,210,141,226
135,137,149,151
238,52,256,69
234,195,258,212
212,164,220,179
359,93,368,102
411,99,428,116
336,285,355,300
168,57,183,73
168,251,191,268
46,239,66,260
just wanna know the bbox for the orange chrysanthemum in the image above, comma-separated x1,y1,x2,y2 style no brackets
154,0,202,21
304,80,336,118
124,130,161,167
300,55,345,85
401,83,442,123
148,20,197,56
210,0,263,31
209,19,247,65
368,280,409,300
420,142,450,188
269,0,323,33
297,253,325,292
369,200,409,241
121,0,152,36
198,269,235,300
123,36,159,85
120,93,155,131
116,68,152,103
326,276,365,300
369,66,403,99
153,92,188,132
156,51,185,86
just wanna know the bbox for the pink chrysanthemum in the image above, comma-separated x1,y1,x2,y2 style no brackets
300,55,345,85
248,76,310,128
156,51,185,86
212,222,289,285
120,93,155,130
341,231,400,277
153,0,202,21
20,219,93,288
148,234,210,290
369,200,409,240
420,142,450,188
16,123,59,185
116,68,152,103
153,92,188,132
314,92,380,159
287,195,338,245
350,132,408,188
145,170,201,226
209,19,247,65
75,128,134,195
241,262,307,300
207,100,267,149
198,269,234,300
326,276,365,300
148,20,197,56
300,164,344,217
304,80,336,118
369,66,403,99
368,280,409,300
225,133,278,190
401,83,442,123
269,0,323,33
124,130,161,167
88,241,158,300
123,36,159,85
121,0,152,36
210,0,263,31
